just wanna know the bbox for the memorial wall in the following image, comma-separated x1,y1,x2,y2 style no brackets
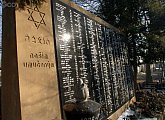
2,0,134,119
52,0,134,117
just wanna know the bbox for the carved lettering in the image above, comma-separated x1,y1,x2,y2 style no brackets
25,34,50,45
30,52,49,59
23,61,54,69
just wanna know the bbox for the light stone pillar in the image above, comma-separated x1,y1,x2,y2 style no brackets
2,0,61,120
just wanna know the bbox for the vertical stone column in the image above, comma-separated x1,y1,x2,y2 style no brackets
1,0,61,120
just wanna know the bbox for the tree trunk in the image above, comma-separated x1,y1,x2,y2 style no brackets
162,57,165,80
146,63,152,83
133,64,138,90
132,34,138,91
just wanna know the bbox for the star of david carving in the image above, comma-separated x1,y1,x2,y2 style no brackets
27,6,46,29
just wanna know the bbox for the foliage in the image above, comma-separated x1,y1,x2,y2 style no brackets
72,0,100,13
10,0,45,8
73,0,165,59
135,90,165,118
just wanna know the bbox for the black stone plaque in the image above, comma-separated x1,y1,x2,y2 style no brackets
52,0,134,118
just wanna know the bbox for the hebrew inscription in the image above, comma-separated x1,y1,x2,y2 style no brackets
25,34,50,45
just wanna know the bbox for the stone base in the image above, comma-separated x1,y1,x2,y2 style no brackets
63,100,101,120
107,97,136,120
